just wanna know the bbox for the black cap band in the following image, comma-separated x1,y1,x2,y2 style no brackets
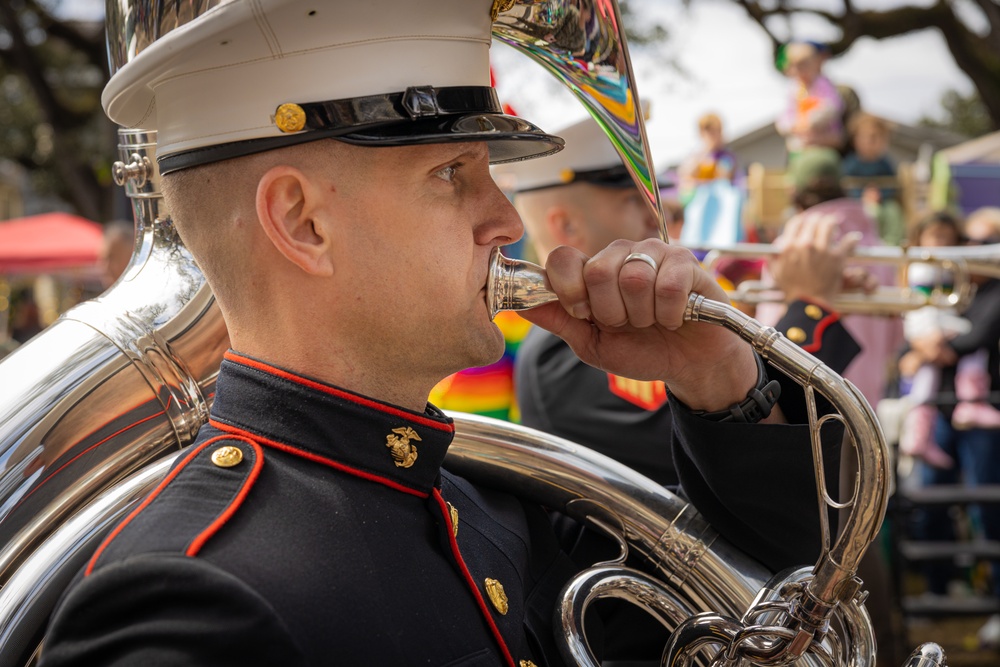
299,86,502,129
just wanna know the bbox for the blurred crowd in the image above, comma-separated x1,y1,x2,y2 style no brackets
429,38,1000,656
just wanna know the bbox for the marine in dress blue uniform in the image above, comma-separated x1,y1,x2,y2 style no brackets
500,115,860,489
41,1,850,665
517,299,859,487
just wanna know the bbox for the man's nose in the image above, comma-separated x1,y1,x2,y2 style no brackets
480,184,523,246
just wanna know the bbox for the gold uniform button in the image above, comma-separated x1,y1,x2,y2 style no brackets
447,501,459,538
520,661,538,667
786,327,807,344
484,578,508,615
804,304,824,320
211,445,243,468
274,103,306,133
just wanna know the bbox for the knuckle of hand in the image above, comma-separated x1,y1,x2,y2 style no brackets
583,258,617,287
654,280,687,303
618,272,648,296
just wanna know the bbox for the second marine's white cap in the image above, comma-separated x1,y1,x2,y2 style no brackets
491,108,668,194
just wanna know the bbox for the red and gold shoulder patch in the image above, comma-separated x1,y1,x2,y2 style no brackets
607,374,668,411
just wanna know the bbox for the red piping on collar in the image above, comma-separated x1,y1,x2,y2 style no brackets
225,352,455,434
209,419,428,499
86,436,219,576
432,489,516,667
802,312,840,353
186,438,264,557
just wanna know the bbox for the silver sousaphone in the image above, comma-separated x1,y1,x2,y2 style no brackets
0,1,943,665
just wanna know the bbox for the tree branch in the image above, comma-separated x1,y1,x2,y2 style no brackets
22,0,107,75
734,1,959,56
0,4,91,128
734,0,781,50
730,1,1000,130
967,0,999,47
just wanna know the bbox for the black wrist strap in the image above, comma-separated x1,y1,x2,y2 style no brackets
687,353,782,423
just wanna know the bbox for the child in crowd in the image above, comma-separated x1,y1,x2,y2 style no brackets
678,113,745,248
842,113,905,246
899,212,1000,469
775,41,844,159
678,113,737,203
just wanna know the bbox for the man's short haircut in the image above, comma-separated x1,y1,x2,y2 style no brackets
162,139,366,318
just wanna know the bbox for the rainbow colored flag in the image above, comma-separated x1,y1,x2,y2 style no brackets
429,311,531,422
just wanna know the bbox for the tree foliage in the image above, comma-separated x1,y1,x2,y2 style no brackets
727,0,1000,131
620,0,668,46
919,89,993,138
0,0,116,221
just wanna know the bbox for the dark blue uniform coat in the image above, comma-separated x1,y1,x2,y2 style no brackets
41,335,850,666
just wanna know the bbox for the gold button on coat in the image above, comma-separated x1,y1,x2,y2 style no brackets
786,327,807,344
804,304,824,320
447,502,459,538
484,578,508,615
211,445,243,468
520,661,538,667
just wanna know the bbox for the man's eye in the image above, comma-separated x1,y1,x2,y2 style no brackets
436,165,457,182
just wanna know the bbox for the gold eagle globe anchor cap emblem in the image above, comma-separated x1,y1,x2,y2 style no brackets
385,426,421,468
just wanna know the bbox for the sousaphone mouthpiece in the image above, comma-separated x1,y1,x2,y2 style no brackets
486,247,560,319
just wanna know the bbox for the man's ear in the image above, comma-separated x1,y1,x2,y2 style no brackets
255,165,334,276
545,205,583,248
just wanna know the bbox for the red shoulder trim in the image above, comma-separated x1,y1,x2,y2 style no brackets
186,438,264,557
86,436,223,576
431,489,515,667
802,312,840,353
209,419,428,499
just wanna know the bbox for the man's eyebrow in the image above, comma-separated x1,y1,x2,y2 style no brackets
432,144,488,164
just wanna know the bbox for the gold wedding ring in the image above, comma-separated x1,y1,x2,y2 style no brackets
623,252,658,272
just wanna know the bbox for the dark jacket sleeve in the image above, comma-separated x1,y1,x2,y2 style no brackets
670,300,858,572
670,397,842,573
40,555,305,667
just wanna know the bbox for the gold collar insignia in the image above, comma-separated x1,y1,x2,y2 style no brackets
385,426,420,468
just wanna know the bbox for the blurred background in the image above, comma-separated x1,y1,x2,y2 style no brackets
1,1,1000,663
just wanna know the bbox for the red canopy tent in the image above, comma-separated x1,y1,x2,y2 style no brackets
0,213,103,274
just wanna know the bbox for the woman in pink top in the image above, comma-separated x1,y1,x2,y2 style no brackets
775,42,845,158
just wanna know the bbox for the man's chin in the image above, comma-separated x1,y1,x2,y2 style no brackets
460,324,506,372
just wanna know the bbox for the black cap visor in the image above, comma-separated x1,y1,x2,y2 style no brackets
158,86,563,174
515,163,674,194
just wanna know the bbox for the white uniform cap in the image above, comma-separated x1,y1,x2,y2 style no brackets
103,0,563,174
491,108,665,193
